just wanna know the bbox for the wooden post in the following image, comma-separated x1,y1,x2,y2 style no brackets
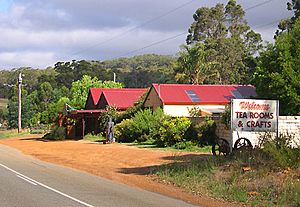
82,113,85,139
18,73,22,133
230,100,233,154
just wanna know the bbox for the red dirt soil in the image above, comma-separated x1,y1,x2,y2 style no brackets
0,136,244,207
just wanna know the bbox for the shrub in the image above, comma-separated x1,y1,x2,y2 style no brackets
98,106,117,135
115,109,193,147
260,133,300,169
115,108,166,143
156,117,192,147
187,106,202,117
221,105,231,128
184,124,199,142
194,118,217,146
114,119,135,142
43,126,66,141
131,108,165,142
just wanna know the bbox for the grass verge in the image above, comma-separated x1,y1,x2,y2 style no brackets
123,140,212,153
155,149,300,207
0,129,31,139
84,133,106,142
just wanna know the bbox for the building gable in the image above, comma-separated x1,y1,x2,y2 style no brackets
97,89,147,110
143,86,163,111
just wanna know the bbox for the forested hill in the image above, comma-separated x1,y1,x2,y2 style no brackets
0,54,176,98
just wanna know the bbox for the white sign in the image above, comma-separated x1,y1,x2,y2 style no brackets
231,99,279,132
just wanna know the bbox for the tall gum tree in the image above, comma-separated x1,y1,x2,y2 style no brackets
179,0,262,84
253,17,300,115
276,0,300,35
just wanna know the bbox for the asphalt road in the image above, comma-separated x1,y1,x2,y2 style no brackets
0,144,198,207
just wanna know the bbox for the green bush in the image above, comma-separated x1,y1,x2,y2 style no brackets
221,105,230,128
156,117,191,147
194,118,217,146
260,133,300,169
115,108,165,143
43,126,66,141
184,124,199,142
114,119,135,142
98,106,117,136
131,108,165,142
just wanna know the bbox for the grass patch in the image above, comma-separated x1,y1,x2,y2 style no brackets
123,140,212,153
84,133,106,142
0,129,30,139
155,149,300,207
30,129,47,134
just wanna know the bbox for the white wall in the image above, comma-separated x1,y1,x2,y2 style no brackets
163,104,226,117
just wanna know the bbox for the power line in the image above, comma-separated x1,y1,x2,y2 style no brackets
253,19,282,30
113,31,187,59
71,0,197,56
244,0,275,11
112,0,280,59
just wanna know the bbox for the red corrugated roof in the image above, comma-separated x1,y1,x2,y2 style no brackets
99,89,147,110
87,88,146,107
151,84,256,105
89,88,122,106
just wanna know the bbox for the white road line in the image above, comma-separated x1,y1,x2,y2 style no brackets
0,163,94,207
16,174,38,185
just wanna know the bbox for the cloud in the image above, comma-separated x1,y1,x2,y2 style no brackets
0,0,293,69
0,51,55,69
0,0,12,11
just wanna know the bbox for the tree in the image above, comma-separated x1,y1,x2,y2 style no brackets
276,0,300,35
7,88,34,128
40,97,71,124
182,0,261,84
70,75,123,109
54,60,115,88
252,18,300,115
38,82,54,112
175,43,217,84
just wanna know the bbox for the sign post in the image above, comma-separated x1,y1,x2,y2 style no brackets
230,99,279,152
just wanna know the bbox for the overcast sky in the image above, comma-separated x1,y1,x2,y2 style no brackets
0,0,293,70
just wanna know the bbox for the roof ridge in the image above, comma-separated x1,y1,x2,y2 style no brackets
152,83,254,87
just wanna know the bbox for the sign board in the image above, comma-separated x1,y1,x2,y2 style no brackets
231,99,279,132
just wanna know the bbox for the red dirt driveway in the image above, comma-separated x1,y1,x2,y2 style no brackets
0,136,243,207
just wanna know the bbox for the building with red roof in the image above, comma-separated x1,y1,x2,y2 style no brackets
85,88,146,109
61,87,146,139
85,88,120,109
97,89,147,110
143,84,256,117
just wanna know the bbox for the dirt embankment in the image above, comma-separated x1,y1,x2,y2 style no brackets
0,136,243,207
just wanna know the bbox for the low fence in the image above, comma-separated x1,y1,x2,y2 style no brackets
190,116,300,147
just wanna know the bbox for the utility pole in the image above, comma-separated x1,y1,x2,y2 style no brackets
18,73,22,133
113,72,116,82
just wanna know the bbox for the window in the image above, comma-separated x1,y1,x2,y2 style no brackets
185,90,201,102
231,90,243,99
